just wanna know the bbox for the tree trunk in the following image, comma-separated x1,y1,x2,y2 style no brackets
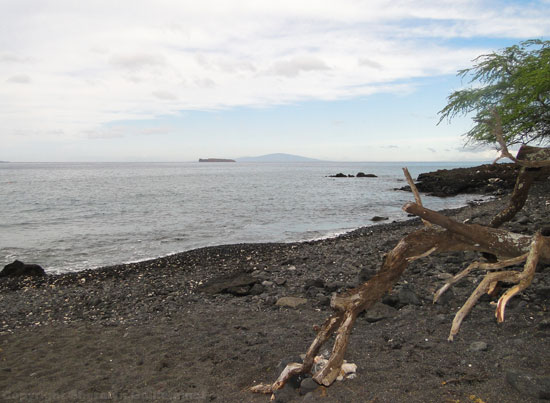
490,144,550,228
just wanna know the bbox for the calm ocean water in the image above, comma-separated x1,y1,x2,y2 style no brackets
0,161,487,274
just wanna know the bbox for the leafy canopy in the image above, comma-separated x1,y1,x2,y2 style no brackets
439,39,550,147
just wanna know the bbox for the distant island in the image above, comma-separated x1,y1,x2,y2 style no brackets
236,153,321,163
198,158,236,163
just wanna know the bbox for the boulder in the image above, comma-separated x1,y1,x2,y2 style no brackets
356,172,377,178
1,260,45,277
371,216,388,222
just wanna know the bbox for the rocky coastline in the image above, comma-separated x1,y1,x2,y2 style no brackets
1,166,550,402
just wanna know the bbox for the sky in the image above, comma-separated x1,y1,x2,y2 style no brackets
1,0,549,162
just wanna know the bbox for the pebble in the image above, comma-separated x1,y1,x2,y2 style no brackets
469,341,489,352
274,278,287,286
249,283,265,295
516,216,530,225
262,280,274,287
324,282,339,293
304,278,324,289
316,295,330,306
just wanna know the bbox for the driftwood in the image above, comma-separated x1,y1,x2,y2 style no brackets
252,133,550,396
252,205,550,394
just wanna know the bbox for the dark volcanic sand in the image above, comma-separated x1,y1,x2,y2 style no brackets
1,180,549,402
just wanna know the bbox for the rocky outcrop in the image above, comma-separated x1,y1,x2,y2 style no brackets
329,173,353,178
412,163,521,196
1,260,45,277
329,172,377,178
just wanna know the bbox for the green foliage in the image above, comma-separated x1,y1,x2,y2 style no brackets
439,39,550,146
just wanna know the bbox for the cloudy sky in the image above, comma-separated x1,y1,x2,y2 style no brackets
1,0,549,162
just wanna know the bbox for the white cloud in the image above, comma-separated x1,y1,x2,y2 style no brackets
267,56,331,77
6,74,31,83
110,53,166,71
152,90,178,101
0,0,549,143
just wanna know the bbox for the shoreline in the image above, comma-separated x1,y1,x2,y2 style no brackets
38,191,492,276
1,180,549,402
1,160,498,276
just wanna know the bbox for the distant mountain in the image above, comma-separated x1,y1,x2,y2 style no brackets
236,153,321,163
198,158,236,163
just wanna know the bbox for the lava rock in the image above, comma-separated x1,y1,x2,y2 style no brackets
506,369,550,399
356,172,377,178
516,216,531,225
226,285,251,296
249,283,266,295
397,286,422,306
198,272,257,295
364,302,398,323
324,282,339,293
274,278,287,286
371,216,389,222
317,295,330,306
299,377,319,395
304,278,325,289
412,163,520,196
1,260,45,277
382,294,400,308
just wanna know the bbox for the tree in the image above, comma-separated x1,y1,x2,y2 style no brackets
438,39,550,147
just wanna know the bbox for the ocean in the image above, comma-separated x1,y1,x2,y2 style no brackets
0,161,487,274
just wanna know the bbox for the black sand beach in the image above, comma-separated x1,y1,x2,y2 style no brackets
1,170,549,402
